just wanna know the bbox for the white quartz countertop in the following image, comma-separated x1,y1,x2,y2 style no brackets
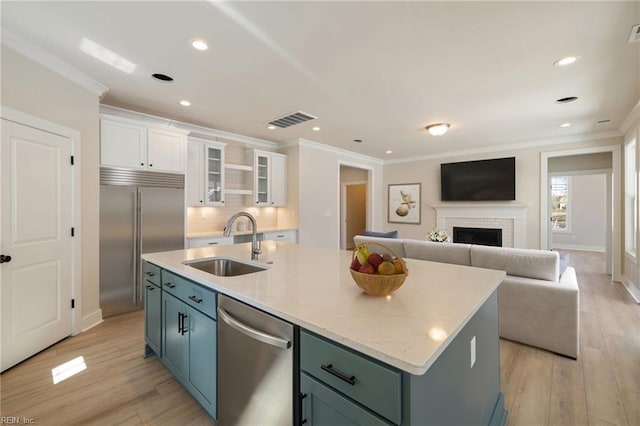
187,228,297,239
142,242,505,375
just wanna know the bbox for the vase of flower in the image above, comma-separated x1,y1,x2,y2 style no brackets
427,228,450,242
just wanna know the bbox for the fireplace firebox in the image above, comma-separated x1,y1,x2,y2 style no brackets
453,227,502,247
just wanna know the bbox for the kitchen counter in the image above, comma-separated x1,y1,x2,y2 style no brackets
142,242,505,375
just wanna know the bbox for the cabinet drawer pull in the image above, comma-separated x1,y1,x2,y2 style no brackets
208,242,219,245
188,295,203,304
146,285,155,291
321,364,356,386
178,312,183,334
181,314,188,335
164,282,176,289
145,271,155,277
277,235,284,238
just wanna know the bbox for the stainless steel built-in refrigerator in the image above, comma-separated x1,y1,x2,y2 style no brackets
100,168,185,317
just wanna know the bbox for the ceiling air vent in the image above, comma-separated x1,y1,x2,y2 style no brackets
267,111,317,128
595,119,612,127
629,24,640,44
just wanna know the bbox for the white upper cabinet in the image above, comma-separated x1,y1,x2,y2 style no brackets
100,119,147,169
186,138,226,207
147,127,187,173
247,150,288,207
100,117,187,173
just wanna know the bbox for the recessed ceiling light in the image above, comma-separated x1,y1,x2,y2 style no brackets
555,96,578,104
353,139,363,143
560,123,571,128
267,125,277,130
553,56,578,67
180,100,191,106
425,123,450,136
312,126,321,131
152,73,174,82
191,39,209,51
386,150,393,154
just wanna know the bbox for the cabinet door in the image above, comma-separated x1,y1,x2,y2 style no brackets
144,282,161,355
205,144,225,206
254,152,271,205
162,292,188,380
186,140,205,206
270,154,287,206
187,306,217,419
100,119,146,169
147,128,186,173
300,374,391,426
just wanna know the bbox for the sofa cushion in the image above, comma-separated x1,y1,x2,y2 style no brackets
363,230,398,239
470,245,559,282
403,240,471,266
353,235,406,258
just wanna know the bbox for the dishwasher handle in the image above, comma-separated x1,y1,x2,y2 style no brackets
218,306,291,349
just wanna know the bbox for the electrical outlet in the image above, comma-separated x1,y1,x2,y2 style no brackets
470,336,476,368
324,211,332,217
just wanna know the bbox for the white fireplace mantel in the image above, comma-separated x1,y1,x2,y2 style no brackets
431,203,528,248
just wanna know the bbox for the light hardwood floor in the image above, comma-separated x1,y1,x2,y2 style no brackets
1,250,638,425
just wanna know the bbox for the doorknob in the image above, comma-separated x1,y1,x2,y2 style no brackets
0,255,12,263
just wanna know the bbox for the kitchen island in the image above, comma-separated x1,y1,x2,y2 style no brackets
142,241,507,425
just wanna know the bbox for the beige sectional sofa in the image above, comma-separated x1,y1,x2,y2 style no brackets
354,235,579,358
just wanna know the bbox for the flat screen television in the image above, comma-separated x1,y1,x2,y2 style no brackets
440,157,516,201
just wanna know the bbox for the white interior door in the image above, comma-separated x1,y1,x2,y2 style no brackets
1,118,73,372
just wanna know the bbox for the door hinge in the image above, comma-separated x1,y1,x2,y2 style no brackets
71,227,75,237
70,155,75,165
71,299,75,309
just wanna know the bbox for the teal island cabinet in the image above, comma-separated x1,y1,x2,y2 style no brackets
142,242,508,426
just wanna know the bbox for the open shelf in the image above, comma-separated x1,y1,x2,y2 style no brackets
225,163,253,172
225,188,253,195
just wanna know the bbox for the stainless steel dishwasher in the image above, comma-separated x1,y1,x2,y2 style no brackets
217,295,294,425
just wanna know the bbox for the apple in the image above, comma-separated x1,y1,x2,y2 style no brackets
359,262,375,274
350,257,362,271
367,253,384,270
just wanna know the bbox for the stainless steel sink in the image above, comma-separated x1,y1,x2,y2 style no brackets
184,257,268,277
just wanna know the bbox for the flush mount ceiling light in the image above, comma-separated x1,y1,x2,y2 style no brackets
425,123,450,136
560,122,571,128
191,39,209,51
180,100,191,106
553,56,578,67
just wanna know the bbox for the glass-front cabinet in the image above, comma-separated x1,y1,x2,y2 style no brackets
206,144,225,205
255,153,270,205
186,138,226,207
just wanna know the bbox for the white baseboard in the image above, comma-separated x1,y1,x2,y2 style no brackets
552,244,605,253
78,309,104,334
621,277,640,304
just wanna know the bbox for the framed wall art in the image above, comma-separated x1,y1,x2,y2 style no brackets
388,183,421,224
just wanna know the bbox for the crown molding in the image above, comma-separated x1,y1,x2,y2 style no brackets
285,138,384,165
384,130,623,164
619,98,640,135
2,28,108,97
99,104,278,149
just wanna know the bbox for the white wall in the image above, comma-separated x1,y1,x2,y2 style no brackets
383,136,623,248
287,139,383,248
1,46,101,328
552,174,606,251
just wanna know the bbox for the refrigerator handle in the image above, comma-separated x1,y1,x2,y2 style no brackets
135,190,143,305
131,190,140,304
